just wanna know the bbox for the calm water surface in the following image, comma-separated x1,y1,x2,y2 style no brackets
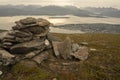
0,15,120,33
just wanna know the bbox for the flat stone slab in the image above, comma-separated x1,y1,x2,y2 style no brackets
52,37,72,60
10,40,45,54
32,51,49,64
71,46,89,61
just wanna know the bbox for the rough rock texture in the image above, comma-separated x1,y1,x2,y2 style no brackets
71,46,89,61
72,43,80,53
32,51,49,64
10,40,46,54
0,17,89,67
0,17,52,66
52,41,61,57
0,48,15,66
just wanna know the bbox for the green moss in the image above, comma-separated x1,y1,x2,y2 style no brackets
52,33,120,80
11,63,49,80
3,33,120,80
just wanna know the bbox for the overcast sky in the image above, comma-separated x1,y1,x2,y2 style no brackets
0,0,120,8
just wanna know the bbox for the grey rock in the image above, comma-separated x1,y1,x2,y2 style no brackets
13,21,38,30
37,18,51,27
15,36,32,43
2,38,16,43
19,17,37,25
3,34,15,40
52,37,72,59
25,50,43,59
35,29,50,37
12,30,33,38
3,42,13,46
52,78,58,80
32,51,49,64
0,48,15,66
80,42,88,46
0,71,2,75
0,32,8,40
10,40,46,54
52,41,61,57
0,48,15,59
58,37,72,59
71,46,89,61
72,43,80,53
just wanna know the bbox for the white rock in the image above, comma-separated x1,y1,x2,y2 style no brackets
0,71,2,75
90,48,97,51
45,39,50,46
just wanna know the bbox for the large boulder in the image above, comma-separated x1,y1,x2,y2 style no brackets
58,37,72,59
52,37,72,59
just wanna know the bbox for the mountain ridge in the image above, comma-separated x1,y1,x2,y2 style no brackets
0,5,120,17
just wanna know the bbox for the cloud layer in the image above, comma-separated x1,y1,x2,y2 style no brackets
0,0,120,8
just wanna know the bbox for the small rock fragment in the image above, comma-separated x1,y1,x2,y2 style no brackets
10,40,46,54
80,42,88,46
52,41,61,57
72,43,80,53
0,71,2,75
32,51,49,64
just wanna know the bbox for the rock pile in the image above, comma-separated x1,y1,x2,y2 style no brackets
0,17,89,66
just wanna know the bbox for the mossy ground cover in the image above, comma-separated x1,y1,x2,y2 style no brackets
53,33,120,80
2,33,120,80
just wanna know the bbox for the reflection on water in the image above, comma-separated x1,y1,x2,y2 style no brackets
0,15,120,33
50,27,84,34
49,18,67,25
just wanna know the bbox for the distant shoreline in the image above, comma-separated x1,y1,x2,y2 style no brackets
49,16,70,19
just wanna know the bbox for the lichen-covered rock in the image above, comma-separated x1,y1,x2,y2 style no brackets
10,40,46,54
32,51,49,64
0,32,8,40
72,43,80,53
58,37,72,59
25,50,44,59
20,17,37,25
71,46,89,61
52,37,72,60
52,41,61,57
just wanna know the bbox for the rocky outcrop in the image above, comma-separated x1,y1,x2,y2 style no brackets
0,17,89,67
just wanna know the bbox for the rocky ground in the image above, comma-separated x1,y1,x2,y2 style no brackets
0,17,120,80
0,33,119,80
0,17,91,80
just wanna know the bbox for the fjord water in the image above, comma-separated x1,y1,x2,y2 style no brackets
0,15,120,33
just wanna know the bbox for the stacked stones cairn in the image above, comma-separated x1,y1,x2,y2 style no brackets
0,17,89,66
